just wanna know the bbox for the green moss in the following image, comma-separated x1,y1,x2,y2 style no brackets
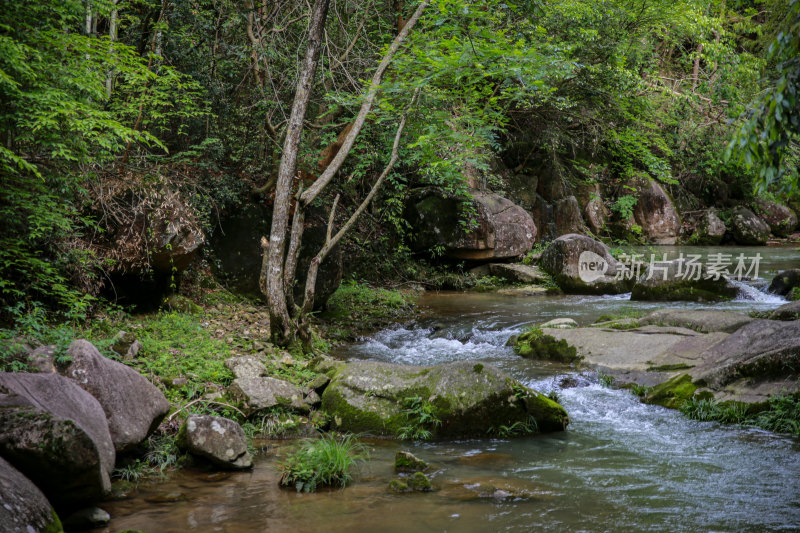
42,509,63,533
473,363,484,373
320,385,405,435
407,471,433,492
645,374,698,409
320,282,419,340
647,363,695,372
513,328,580,363
395,450,428,472
790,287,800,301
389,479,411,493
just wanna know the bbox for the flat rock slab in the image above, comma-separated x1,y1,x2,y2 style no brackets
640,309,755,333
488,263,546,284
549,326,728,371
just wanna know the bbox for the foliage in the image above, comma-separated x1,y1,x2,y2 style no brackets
278,433,370,493
728,0,800,191
398,395,442,440
681,394,800,436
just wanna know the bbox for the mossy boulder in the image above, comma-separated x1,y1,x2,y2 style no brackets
395,450,428,473
407,472,433,492
631,259,738,302
540,234,632,294
405,187,537,261
645,374,698,409
513,328,580,363
768,269,800,297
687,209,727,245
321,360,568,437
730,207,770,245
754,199,798,237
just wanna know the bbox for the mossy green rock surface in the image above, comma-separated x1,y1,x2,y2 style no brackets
395,450,428,473
646,374,698,409
513,329,580,363
321,360,569,437
407,472,433,492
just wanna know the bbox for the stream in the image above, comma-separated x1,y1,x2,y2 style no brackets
101,246,800,532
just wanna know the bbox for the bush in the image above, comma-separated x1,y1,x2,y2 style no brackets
278,433,369,492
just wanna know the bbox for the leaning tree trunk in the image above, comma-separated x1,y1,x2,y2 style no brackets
260,0,330,345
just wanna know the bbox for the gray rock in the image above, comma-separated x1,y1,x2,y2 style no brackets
405,187,537,260
540,318,578,329
55,340,170,453
307,374,331,393
692,319,800,390
631,259,739,302
554,195,586,235
640,309,755,333
225,356,267,379
689,209,726,245
62,506,111,529
0,372,115,507
110,330,141,360
177,415,253,470
632,180,681,244
754,199,798,237
395,450,428,473
730,207,770,245
768,269,800,297
770,300,800,321
487,263,546,283
321,360,568,437
229,376,311,414
540,234,632,294
0,456,63,533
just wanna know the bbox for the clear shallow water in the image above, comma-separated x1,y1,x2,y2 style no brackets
102,246,800,532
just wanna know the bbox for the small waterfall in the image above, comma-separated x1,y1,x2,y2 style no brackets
729,279,786,304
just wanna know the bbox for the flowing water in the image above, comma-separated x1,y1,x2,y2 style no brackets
101,246,800,533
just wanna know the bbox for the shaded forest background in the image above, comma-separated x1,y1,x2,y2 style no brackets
1,0,799,323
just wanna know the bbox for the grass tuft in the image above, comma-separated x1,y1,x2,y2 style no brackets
278,433,370,492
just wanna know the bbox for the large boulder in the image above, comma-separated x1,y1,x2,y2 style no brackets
149,191,205,273
632,180,681,244
177,415,253,470
754,199,798,237
229,376,313,415
554,196,586,235
539,234,631,294
0,372,115,507
0,456,63,533
768,269,800,297
687,209,726,245
209,204,342,309
321,360,569,437
770,300,800,321
405,187,536,261
730,207,770,245
40,340,169,453
692,319,800,390
631,259,738,302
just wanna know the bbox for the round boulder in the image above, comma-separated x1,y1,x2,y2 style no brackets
405,187,536,261
177,415,253,470
539,234,632,294
754,199,798,237
730,207,770,245
632,180,681,244
768,269,800,298
688,209,726,245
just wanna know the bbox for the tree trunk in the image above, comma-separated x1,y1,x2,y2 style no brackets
106,0,118,98
261,0,330,345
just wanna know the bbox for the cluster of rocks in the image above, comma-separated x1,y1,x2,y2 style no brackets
513,308,800,407
0,339,253,532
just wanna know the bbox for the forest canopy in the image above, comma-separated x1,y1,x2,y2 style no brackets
0,0,798,320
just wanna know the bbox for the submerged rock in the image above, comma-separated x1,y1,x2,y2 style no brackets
0,456,63,533
62,506,111,529
407,471,433,492
177,415,253,470
321,360,568,437
631,259,738,302
540,234,631,294
730,207,770,245
405,187,537,261
645,374,701,409
540,318,578,330
0,372,115,507
513,328,581,363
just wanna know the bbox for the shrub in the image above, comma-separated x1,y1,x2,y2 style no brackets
278,433,369,493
